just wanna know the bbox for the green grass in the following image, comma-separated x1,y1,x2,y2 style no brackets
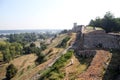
0,52,3,60
39,50,73,80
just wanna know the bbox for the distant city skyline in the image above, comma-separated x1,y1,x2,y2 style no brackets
0,0,120,30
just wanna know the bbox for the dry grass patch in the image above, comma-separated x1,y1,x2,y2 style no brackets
63,55,87,80
11,54,37,70
77,50,112,80
0,54,37,80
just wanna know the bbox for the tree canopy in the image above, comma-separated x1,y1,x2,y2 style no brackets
2,42,23,62
89,11,120,32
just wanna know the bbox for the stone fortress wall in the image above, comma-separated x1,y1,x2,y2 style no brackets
77,50,96,58
83,30,120,49
72,23,120,57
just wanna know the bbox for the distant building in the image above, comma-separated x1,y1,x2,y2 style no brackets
72,23,85,32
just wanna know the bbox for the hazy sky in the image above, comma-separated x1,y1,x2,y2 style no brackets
0,0,120,30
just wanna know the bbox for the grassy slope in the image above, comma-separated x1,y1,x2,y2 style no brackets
11,34,68,80
0,33,74,80
39,33,89,80
0,52,3,60
39,50,73,80
63,55,88,80
0,54,37,80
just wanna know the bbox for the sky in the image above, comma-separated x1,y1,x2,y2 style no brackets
0,0,120,30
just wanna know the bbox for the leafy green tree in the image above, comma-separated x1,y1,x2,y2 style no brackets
9,46,16,59
0,41,6,50
30,42,36,47
6,64,18,80
10,42,23,56
23,43,41,54
89,11,120,32
3,49,11,62
35,52,46,64
89,19,95,27
40,42,47,51
2,42,23,62
102,12,115,32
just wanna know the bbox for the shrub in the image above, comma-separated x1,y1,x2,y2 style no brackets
56,36,70,48
6,64,18,80
35,53,47,65
40,50,73,79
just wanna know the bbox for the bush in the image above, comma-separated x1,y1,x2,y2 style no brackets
35,53,47,65
40,50,73,79
6,64,18,80
56,36,70,48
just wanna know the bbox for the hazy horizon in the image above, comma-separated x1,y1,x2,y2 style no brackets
0,0,120,30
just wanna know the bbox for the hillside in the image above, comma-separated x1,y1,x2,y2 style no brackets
0,54,37,80
11,33,72,80
77,50,112,80
0,26,119,80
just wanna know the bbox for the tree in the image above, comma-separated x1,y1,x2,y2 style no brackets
2,42,23,62
89,19,95,27
89,17,102,27
30,43,36,47
0,41,6,50
3,49,11,62
6,64,18,80
35,52,46,64
89,11,120,32
60,29,68,34
102,12,115,32
40,42,47,51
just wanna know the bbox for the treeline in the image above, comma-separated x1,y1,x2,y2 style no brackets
0,41,47,63
7,33,55,44
0,32,56,80
0,32,57,63
89,12,120,32
8,33,37,43
1,42,47,80
0,33,49,63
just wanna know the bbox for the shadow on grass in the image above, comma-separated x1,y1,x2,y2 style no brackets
102,49,120,80
74,51,95,71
